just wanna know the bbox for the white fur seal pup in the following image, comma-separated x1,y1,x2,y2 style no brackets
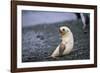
50,26,74,59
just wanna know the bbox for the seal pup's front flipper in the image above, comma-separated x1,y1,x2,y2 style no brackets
59,43,65,56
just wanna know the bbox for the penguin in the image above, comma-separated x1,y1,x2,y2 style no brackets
50,26,74,59
75,13,89,33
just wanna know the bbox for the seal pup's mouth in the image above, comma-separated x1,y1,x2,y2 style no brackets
59,29,65,35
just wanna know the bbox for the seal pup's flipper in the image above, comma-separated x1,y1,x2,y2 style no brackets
46,56,59,60
59,43,65,56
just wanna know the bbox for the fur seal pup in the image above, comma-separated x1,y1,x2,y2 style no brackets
50,26,74,59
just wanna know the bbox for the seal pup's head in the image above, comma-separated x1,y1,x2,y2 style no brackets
59,26,71,36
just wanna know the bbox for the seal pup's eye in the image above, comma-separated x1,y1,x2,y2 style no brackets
62,29,65,31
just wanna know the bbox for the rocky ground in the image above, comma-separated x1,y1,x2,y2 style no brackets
22,20,90,62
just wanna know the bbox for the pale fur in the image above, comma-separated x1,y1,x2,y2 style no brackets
51,26,74,58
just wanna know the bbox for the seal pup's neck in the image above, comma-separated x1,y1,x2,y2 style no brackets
61,32,73,43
